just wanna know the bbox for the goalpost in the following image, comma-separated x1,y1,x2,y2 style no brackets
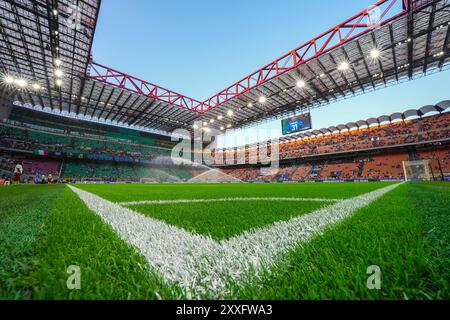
140,178,158,184
402,160,433,182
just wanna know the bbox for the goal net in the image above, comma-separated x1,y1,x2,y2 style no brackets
402,160,433,181
140,178,158,184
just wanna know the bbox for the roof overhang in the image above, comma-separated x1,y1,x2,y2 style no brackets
1,0,449,135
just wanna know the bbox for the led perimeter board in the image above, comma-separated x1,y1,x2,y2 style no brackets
281,113,312,135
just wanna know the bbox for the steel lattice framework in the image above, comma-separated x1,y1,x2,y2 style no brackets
89,62,205,113
200,0,450,131
0,0,104,123
1,0,450,135
201,0,408,112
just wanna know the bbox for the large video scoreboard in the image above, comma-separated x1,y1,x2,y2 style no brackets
281,113,312,135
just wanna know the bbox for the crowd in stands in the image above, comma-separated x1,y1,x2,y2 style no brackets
0,153,201,184
417,148,450,176
320,161,360,180
1,110,449,185
222,147,450,182
1,145,448,184
0,119,173,161
214,113,450,165
362,153,408,180
0,126,35,151
222,167,260,181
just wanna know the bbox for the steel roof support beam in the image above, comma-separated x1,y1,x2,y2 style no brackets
74,0,102,116
140,111,174,130
106,94,136,121
389,24,400,82
104,91,131,121
199,0,405,112
88,0,405,114
117,96,147,123
134,102,168,127
129,100,156,125
423,2,437,74
303,65,332,103
293,72,326,104
317,59,346,97
9,3,46,109
110,94,140,122
76,82,95,117
439,23,450,69
95,89,115,118
371,32,387,85
100,89,124,120
0,18,37,109
85,84,105,117
68,0,82,114
88,62,203,112
341,46,365,92
356,40,376,89
140,107,186,130
328,52,355,95
407,0,414,79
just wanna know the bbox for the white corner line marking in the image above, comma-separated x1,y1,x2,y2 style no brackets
68,183,402,298
118,197,342,206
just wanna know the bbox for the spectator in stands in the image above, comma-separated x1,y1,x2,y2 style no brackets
13,161,23,184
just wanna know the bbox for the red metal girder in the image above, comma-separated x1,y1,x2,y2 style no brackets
201,0,407,112
87,0,411,115
88,62,204,112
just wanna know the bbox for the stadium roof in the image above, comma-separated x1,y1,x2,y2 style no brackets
1,0,450,136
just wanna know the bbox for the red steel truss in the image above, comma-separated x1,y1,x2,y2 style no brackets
201,0,409,112
88,62,205,112
88,0,409,114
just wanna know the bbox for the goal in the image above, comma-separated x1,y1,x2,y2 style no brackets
402,160,433,181
140,178,158,184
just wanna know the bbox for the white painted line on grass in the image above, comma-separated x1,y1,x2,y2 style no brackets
69,183,401,299
118,197,342,206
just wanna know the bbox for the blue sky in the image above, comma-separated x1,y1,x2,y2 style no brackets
92,0,450,147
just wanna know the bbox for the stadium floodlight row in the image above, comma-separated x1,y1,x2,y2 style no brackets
1,0,450,136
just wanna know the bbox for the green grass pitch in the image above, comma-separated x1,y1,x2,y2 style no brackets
0,182,448,300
